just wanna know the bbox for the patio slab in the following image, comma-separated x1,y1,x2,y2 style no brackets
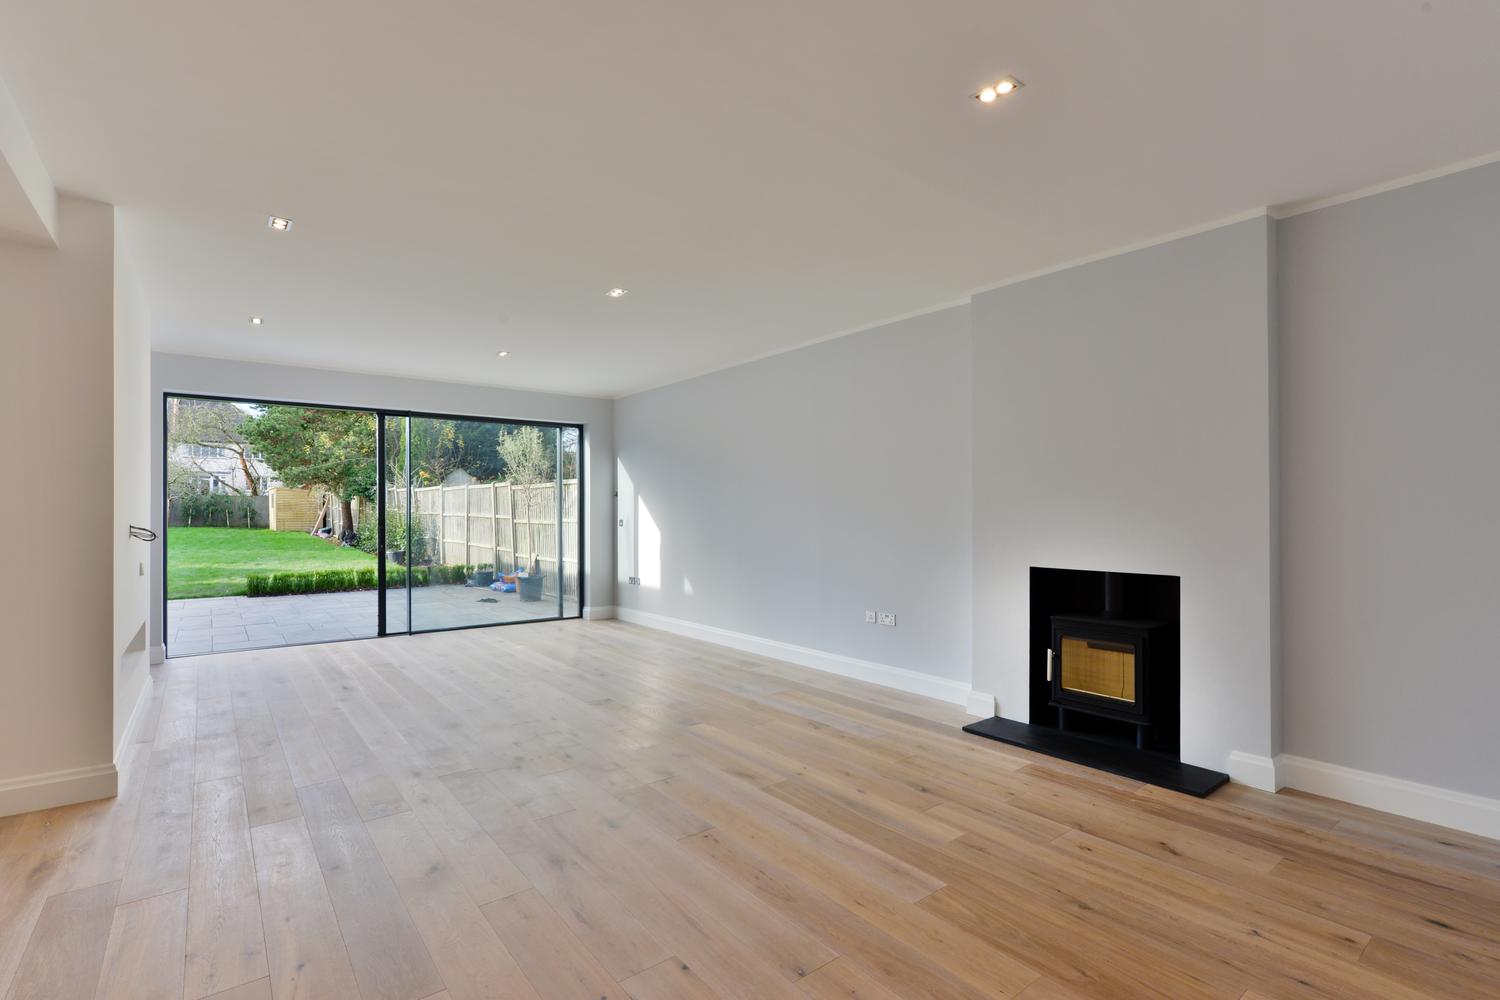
167,584,574,656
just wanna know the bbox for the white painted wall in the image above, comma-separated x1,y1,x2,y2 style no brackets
113,223,153,755
148,353,616,652
614,306,974,697
0,75,57,246
970,219,1279,773
1278,161,1500,799
0,196,117,814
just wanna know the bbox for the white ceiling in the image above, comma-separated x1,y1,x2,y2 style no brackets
3,1,1499,398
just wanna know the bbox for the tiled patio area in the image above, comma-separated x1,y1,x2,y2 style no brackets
167,585,568,654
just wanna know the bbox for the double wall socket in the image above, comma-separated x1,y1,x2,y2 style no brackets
866,610,897,626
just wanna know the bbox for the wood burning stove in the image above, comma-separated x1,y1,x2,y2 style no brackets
1048,613,1168,749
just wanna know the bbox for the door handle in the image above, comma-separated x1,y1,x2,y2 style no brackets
1046,648,1054,682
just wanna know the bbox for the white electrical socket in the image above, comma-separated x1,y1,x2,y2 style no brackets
864,610,877,623
878,611,897,626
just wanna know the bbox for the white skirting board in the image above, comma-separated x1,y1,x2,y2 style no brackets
115,670,155,764
0,763,117,819
1275,754,1500,841
581,605,616,621
1227,751,1279,792
614,607,984,711
1228,750,1500,840
1,665,152,818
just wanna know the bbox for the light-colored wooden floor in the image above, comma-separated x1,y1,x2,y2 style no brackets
3,622,1499,1000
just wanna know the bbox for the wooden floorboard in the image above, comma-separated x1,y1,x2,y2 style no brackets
2,619,1497,999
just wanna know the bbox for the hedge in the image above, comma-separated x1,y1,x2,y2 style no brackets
244,563,489,597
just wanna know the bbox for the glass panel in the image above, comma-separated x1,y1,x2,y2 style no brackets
164,395,378,656
405,417,564,631
560,426,581,618
381,414,411,633
1059,635,1136,702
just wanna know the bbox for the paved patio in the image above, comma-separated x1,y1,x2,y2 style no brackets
167,585,571,654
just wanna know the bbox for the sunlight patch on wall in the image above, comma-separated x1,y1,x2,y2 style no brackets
637,494,661,589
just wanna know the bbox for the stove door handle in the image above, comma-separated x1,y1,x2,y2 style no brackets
1046,648,1054,682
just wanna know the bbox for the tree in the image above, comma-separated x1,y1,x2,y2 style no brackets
166,459,206,525
497,425,554,570
167,398,266,495
240,406,376,541
408,418,460,486
454,420,505,481
407,418,506,485
559,426,579,480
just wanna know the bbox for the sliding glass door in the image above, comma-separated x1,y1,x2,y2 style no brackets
163,394,381,655
381,413,582,634
164,393,582,657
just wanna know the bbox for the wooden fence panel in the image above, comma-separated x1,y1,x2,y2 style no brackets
381,480,578,600
468,485,494,565
441,486,466,564
412,486,443,559
561,480,580,599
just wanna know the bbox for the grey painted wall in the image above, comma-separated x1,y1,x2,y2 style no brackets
970,219,1279,772
1278,162,1500,798
614,306,974,685
149,353,615,649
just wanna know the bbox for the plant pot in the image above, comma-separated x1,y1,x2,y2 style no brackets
468,570,495,587
517,574,545,602
387,549,406,566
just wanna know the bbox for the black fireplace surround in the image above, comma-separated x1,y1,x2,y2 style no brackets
964,567,1228,796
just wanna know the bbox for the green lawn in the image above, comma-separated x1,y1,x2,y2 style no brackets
167,527,375,599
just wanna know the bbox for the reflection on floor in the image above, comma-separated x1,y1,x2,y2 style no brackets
168,585,569,654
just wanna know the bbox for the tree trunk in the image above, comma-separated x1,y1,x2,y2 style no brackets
340,497,356,544
237,449,260,495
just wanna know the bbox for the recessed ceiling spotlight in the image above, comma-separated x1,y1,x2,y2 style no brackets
496,350,510,357
974,76,1023,103
267,215,293,231
249,316,264,325
606,287,628,298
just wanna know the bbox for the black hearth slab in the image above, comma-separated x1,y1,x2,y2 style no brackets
961,717,1229,798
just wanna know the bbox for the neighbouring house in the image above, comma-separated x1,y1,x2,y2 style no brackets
171,440,277,494
166,397,278,496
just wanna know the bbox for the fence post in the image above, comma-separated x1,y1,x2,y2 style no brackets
463,485,471,566
511,484,521,571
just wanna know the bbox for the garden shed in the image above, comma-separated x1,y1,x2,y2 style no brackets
267,486,322,531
